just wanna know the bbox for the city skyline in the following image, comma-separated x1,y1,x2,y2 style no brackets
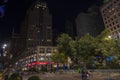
0,0,103,45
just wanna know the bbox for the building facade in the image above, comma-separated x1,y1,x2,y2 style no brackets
65,19,76,38
17,46,56,71
9,0,53,66
100,0,120,40
20,0,53,49
76,5,104,38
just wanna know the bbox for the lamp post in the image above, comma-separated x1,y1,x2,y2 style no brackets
2,44,7,69
3,44,7,56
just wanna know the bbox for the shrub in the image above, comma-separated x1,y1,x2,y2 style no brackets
8,73,21,80
28,76,41,80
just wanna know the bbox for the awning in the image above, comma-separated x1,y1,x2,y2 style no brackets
27,61,54,67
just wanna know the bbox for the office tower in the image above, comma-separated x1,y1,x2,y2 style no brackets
20,0,53,49
100,0,120,40
9,0,53,64
9,33,22,62
76,5,104,38
65,19,76,38
17,0,54,69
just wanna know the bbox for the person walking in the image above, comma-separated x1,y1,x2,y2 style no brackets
4,73,8,80
81,67,90,80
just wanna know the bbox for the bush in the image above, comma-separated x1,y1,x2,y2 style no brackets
28,76,41,80
8,73,21,80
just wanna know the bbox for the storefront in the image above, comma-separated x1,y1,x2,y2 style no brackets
27,61,54,71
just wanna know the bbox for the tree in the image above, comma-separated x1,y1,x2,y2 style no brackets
72,33,96,67
51,52,68,64
54,31,119,69
94,30,117,68
56,33,74,60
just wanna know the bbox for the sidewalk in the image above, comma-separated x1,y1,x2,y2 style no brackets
23,70,120,80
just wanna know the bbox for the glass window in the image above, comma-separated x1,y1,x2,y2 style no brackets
111,18,113,21
113,22,115,25
109,24,111,26
119,13,120,16
46,48,51,53
40,57,44,61
39,48,45,53
34,58,36,61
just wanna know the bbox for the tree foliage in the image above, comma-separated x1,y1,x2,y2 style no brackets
52,30,120,69
95,30,117,66
72,33,96,66
51,52,68,64
57,33,74,58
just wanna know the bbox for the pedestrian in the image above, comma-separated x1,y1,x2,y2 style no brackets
81,67,90,80
19,72,23,80
4,73,8,80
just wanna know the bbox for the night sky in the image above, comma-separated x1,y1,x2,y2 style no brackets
0,0,103,43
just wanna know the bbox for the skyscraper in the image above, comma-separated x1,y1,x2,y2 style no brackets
65,19,76,38
20,0,53,49
9,0,53,63
76,5,104,38
100,0,120,40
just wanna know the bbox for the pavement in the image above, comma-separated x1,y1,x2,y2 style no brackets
23,70,120,80
23,72,81,80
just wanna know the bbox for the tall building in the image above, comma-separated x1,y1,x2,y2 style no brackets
9,0,53,64
65,19,76,38
100,0,120,40
76,5,104,38
20,0,53,49
9,33,22,63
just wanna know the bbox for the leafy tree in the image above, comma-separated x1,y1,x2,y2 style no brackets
115,39,120,56
51,52,68,64
53,30,119,69
72,33,96,67
8,73,21,80
94,30,117,67
57,33,74,60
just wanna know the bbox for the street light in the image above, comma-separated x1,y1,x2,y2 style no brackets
2,44,7,56
0,44,7,70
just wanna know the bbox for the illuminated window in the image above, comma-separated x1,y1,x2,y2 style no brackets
39,48,45,53
40,57,44,61
46,48,51,53
47,39,51,42
112,8,114,10
34,58,36,61
46,53,51,56
31,59,33,62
